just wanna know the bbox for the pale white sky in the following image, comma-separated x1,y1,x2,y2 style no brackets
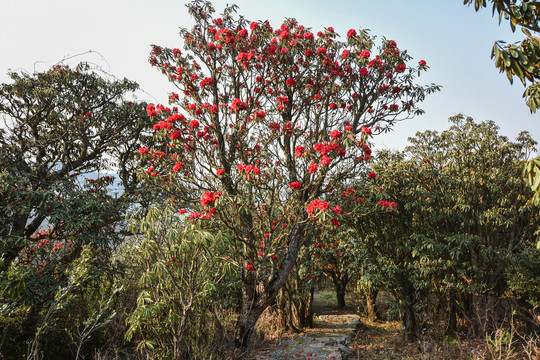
1,0,538,152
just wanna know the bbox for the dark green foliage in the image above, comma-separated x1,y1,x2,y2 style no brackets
0,63,152,359
350,115,539,340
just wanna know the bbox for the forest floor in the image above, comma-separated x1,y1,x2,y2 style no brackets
247,289,538,360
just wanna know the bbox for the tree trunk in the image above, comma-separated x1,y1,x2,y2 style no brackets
336,285,346,308
276,290,288,331
402,304,417,342
366,287,380,321
447,300,457,335
304,286,314,328
234,304,266,355
233,220,307,355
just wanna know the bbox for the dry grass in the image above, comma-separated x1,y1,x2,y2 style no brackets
351,318,492,360
245,307,285,360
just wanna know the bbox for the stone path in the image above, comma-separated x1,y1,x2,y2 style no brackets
256,308,360,359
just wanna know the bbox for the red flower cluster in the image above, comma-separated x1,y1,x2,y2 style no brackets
199,77,215,87
237,164,261,175
330,130,342,139
200,191,220,207
378,200,397,209
153,120,172,131
172,161,185,172
289,181,301,190
139,147,149,155
368,172,376,179
395,64,406,73
306,199,330,214
269,122,280,131
359,49,370,58
147,104,157,116
230,98,248,111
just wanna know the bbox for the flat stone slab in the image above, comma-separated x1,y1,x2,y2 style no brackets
256,314,360,360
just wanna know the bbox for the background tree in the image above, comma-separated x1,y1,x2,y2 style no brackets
0,63,152,359
142,0,436,353
348,115,539,341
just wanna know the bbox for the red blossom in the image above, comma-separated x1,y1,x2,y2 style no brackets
368,172,376,179
172,162,185,172
230,98,248,111
200,77,215,87
347,29,357,38
320,156,330,167
330,130,342,139
395,64,406,73
361,126,372,135
200,191,220,207
289,181,301,190
359,49,370,58
146,104,157,116
378,200,397,209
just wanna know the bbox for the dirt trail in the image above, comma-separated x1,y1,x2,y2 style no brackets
255,292,360,360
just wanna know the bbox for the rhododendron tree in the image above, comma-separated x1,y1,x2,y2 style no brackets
347,116,539,341
0,63,153,358
143,0,436,351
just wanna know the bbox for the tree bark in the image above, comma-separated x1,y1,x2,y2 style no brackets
304,286,314,328
336,285,346,308
365,287,380,321
402,303,417,342
446,300,457,335
234,220,307,355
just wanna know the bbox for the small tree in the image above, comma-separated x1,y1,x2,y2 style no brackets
143,0,436,352
125,204,238,359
